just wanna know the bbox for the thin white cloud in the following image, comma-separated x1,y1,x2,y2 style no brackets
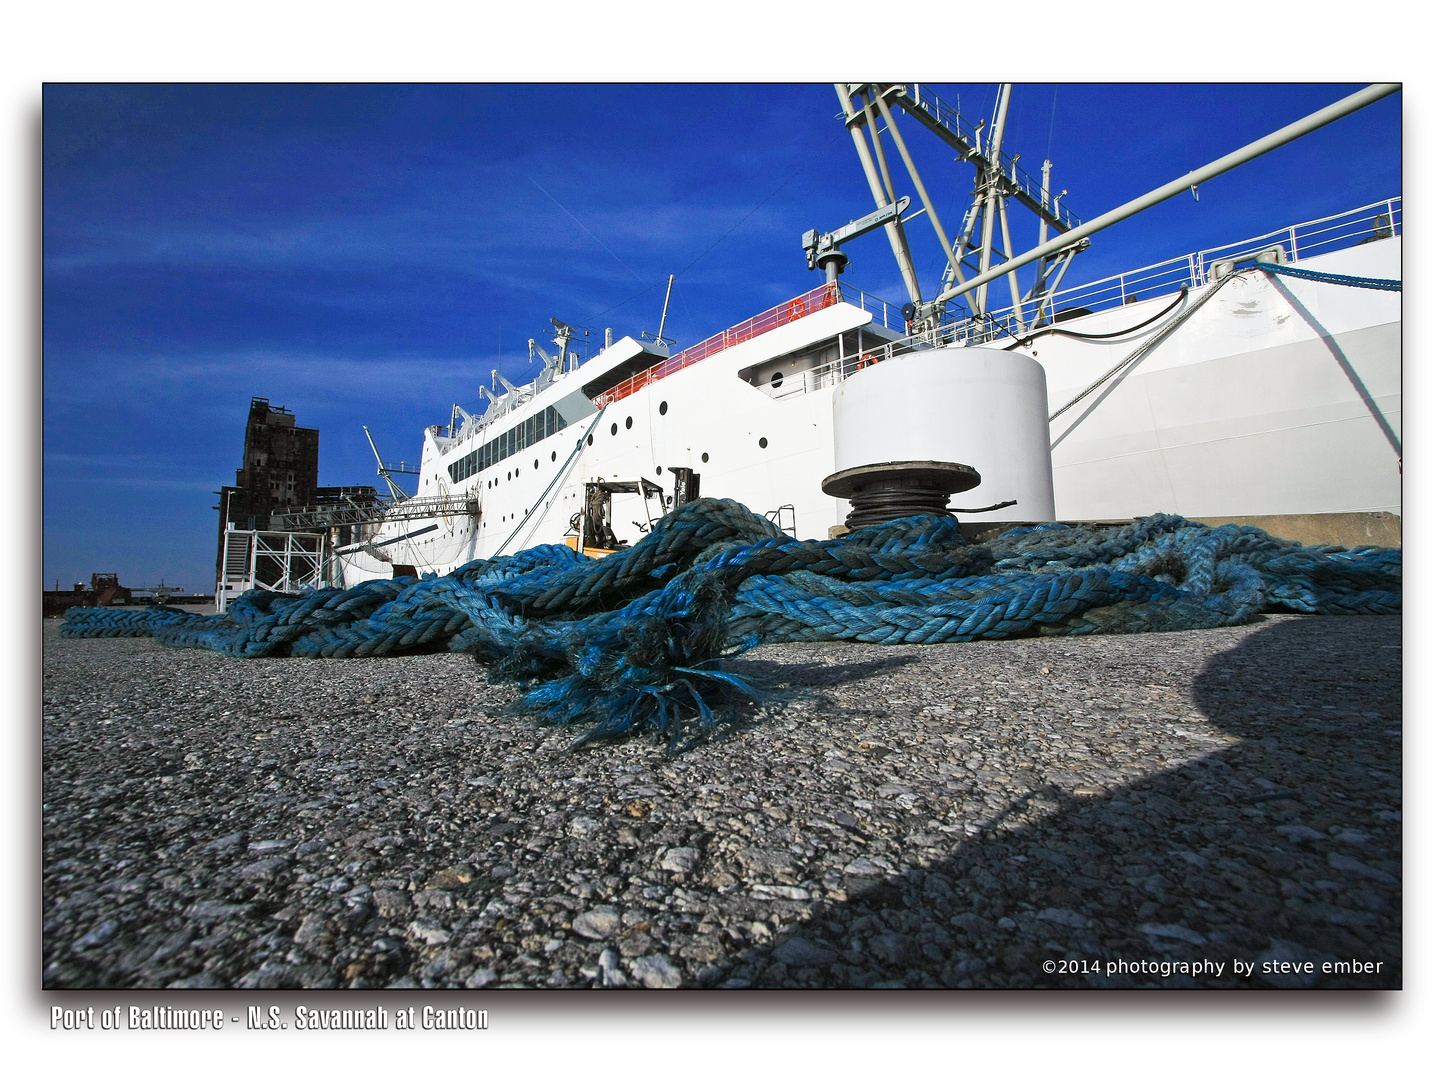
44,145,817,290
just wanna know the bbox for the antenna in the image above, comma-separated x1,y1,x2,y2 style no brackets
549,318,575,373
655,275,675,344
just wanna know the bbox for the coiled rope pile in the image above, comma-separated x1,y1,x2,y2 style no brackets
60,499,1400,746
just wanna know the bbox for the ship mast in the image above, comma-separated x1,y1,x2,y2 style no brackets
831,82,1399,341
932,82,1400,309
832,82,1090,338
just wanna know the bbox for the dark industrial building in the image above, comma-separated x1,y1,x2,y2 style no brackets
219,398,321,529
213,397,379,585
214,398,319,578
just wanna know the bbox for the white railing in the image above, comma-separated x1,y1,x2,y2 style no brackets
761,193,1402,402
836,281,900,332
772,326,968,402
896,84,1083,231
984,197,1401,333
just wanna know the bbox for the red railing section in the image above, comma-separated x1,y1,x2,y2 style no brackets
591,283,840,408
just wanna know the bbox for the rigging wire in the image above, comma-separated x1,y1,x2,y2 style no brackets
1048,272,1238,422
675,286,701,346
529,177,647,284
1045,85,1058,164
672,136,839,282
494,405,609,558
586,129,845,324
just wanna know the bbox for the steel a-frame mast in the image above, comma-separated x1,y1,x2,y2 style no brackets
836,82,1400,339
833,82,1088,337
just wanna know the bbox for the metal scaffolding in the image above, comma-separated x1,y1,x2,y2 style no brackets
216,528,325,612
272,491,479,532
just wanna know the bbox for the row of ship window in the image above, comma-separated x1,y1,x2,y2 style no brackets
447,407,568,483
448,399,769,485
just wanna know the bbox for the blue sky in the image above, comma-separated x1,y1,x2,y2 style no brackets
42,83,1401,593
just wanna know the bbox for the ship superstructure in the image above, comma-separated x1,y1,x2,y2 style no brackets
257,83,1399,594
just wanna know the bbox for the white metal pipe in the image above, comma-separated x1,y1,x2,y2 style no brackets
973,86,1011,313
975,199,997,312
1036,159,1052,298
936,82,1400,306
834,84,924,304
1024,246,1078,334
836,84,895,216
989,84,1012,167
656,274,675,342
871,90,976,309
996,196,1023,314
938,193,985,305
860,88,899,203
956,196,984,259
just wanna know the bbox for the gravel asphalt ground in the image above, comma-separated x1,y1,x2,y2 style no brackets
41,611,1401,990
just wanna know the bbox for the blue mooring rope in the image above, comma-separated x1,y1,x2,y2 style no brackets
1253,261,1401,291
59,500,1401,747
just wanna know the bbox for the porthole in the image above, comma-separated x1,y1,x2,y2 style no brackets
759,437,768,449
551,451,557,462
656,466,662,476
506,471,511,480
534,459,539,469
625,416,633,430
587,434,593,446
610,422,618,436
770,371,783,388
701,452,709,463
659,401,668,416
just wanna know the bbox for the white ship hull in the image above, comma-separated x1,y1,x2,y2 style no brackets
335,214,1400,588
1038,236,1400,521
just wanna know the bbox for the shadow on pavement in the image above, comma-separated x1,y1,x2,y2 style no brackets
743,616,1401,988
